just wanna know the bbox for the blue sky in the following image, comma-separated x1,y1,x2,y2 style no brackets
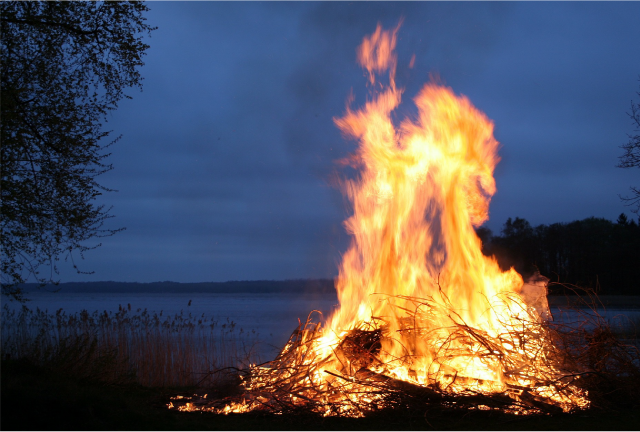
56,2,640,283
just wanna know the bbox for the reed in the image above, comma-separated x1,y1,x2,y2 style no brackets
1,304,262,388
603,312,640,340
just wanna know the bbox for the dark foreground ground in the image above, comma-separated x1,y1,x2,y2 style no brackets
2,359,639,431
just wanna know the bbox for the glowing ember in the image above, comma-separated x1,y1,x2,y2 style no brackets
173,23,589,416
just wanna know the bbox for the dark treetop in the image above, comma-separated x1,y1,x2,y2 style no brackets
617,81,640,213
1,1,155,300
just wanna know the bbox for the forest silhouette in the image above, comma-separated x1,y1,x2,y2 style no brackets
478,214,640,295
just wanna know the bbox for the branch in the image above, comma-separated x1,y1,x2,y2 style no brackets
1,17,99,36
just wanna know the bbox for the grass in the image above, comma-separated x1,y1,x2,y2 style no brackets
2,296,640,430
606,313,640,340
1,304,261,387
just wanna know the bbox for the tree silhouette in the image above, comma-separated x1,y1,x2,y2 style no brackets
1,1,156,300
484,215,640,295
490,217,538,278
618,79,640,213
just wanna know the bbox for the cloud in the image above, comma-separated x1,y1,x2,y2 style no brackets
49,2,640,283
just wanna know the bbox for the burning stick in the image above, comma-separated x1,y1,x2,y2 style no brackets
168,23,635,417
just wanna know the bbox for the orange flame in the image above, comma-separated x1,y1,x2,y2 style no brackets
177,23,588,416
324,22,519,382
315,23,586,409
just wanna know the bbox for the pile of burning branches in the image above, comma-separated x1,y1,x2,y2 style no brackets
168,291,639,417
170,23,640,418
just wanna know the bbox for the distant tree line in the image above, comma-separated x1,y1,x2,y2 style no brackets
17,279,338,296
477,215,640,295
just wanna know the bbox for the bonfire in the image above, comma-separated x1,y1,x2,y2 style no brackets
170,24,640,417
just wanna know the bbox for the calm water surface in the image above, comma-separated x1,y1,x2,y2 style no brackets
4,291,638,357
4,291,340,357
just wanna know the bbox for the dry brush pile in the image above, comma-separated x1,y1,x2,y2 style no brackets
169,291,640,417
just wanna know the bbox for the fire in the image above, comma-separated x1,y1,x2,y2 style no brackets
173,23,589,416
322,22,538,388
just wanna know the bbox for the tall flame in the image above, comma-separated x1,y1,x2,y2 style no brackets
322,22,529,387
310,23,586,411
176,23,588,416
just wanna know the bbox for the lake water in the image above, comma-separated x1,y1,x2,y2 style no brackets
2,291,340,359
3,291,639,358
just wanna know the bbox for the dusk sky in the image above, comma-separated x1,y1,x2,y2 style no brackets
55,2,640,284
